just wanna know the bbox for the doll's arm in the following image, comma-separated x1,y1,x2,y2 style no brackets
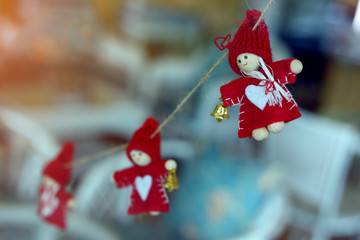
273,58,302,84
112,168,135,188
220,79,245,107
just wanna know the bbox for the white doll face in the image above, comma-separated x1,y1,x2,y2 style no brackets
236,53,260,73
42,176,60,192
130,150,151,166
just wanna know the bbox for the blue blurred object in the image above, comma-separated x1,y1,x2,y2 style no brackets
165,143,266,240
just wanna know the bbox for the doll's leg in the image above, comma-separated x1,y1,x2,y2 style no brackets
252,127,270,141
150,211,161,216
267,121,285,133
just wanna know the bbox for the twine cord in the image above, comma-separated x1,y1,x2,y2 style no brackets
150,52,228,138
67,143,128,168
252,0,275,31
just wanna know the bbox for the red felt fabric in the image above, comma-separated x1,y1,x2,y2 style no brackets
37,183,73,230
113,160,169,214
113,118,170,215
38,143,75,230
126,117,160,164
43,142,74,186
220,59,301,138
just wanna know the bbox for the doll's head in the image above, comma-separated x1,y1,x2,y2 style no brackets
215,10,272,75
126,118,160,167
129,150,151,166
42,142,74,187
42,175,60,192
236,53,261,72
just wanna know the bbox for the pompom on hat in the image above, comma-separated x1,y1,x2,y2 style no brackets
126,118,161,164
214,9,273,75
43,142,74,186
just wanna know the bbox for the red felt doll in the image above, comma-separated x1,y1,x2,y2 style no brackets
213,9,303,141
112,118,177,216
37,143,75,230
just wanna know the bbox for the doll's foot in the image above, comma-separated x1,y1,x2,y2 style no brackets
267,122,285,133
252,127,270,141
150,211,161,216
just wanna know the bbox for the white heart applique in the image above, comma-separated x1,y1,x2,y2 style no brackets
245,84,269,110
135,175,152,201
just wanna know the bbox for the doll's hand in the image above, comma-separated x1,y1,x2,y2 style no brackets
67,198,76,210
290,59,303,74
165,159,177,170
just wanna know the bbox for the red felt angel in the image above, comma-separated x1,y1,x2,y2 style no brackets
213,9,303,141
37,143,75,230
112,118,177,216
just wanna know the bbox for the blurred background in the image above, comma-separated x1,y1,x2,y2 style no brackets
0,0,359,239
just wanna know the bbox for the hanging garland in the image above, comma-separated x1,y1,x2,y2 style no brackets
0,0,304,230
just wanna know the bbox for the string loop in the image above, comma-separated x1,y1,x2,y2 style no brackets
214,34,232,51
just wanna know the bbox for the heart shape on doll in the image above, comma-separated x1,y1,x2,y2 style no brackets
135,175,152,201
245,85,269,110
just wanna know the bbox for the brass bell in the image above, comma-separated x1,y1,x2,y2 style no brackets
163,169,179,193
210,103,229,122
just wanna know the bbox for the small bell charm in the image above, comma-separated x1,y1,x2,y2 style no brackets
210,99,229,122
162,169,179,193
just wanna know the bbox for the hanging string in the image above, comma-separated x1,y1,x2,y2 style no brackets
1,0,276,168
69,52,228,167
66,143,128,168
252,0,275,31
150,52,228,138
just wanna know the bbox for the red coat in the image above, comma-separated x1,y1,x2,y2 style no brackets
220,58,301,138
37,182,73,230
113,160,169,215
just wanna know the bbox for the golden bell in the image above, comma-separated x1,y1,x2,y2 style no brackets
162,169,179,193
210,104,229,122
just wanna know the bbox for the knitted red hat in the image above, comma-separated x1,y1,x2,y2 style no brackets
126,118,160,164
214,9,272,75
43,142,74,186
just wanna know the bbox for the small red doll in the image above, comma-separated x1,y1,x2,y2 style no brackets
213,9,303,141
37,143,75,230
112,118,177,216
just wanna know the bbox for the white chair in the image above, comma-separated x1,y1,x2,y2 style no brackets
26,101,151,140
265,110,360,240
0,107,60,200
229,189,290,240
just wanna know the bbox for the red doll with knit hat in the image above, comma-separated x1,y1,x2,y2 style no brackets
37,143,75,230
112,118,177,216
213,9,303,141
